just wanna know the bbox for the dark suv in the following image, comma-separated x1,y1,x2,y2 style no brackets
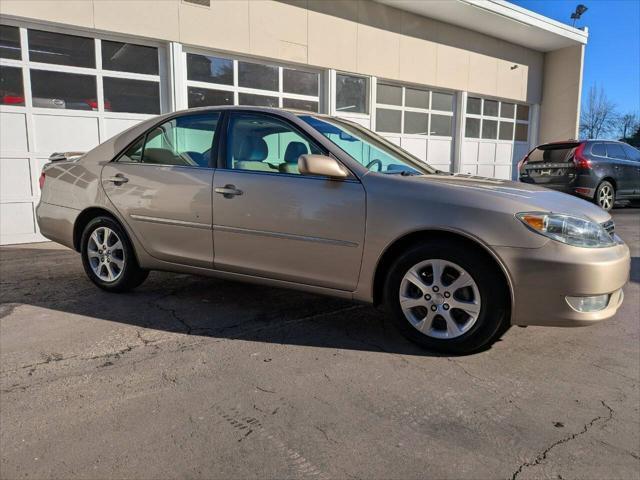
518,140,640,211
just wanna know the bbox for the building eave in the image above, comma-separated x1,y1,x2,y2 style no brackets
375,0,589,52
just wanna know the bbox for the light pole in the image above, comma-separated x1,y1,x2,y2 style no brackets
571,4,588,27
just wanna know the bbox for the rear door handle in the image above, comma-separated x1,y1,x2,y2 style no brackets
215,185,243,198
106,174,129,184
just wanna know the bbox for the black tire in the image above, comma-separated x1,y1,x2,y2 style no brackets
594,180,615,211
384,240,510,355
80,216,148,292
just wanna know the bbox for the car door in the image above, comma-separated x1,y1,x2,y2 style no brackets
102,112,220,268
621,143,640,195
605,142,636,196
212,112,366,291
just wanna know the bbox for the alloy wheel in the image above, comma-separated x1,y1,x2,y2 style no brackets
86,226,125,282
399,259,481,339
598,184,614,210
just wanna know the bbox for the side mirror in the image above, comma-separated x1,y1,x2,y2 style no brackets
298,154,349,179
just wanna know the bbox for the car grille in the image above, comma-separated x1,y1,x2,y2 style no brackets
601,220,615,238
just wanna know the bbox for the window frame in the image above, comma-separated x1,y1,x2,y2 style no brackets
464,94,530,143
183,48,323,113
373,79,455,139
0,21,165,118
219,110,335,177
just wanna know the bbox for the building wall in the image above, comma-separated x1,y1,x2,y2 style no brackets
0,0,544,104
538,45,584,142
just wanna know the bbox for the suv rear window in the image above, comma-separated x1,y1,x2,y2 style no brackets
527,142,580,163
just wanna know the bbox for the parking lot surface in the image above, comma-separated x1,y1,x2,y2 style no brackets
1,209,639,480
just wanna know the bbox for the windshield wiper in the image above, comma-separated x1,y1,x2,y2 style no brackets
384,170,420,176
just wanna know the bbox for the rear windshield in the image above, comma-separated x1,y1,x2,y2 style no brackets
527,142,580,163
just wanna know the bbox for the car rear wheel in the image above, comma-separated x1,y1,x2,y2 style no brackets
384,241,510,355
81,216,148,292
595,181,615,211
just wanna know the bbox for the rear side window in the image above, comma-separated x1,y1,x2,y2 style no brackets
120,113,220,167
527,143,579,163
606,143,627,160
590,142,606,157
622,144,640,161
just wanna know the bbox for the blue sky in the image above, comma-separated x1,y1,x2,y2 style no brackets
512,0,640,115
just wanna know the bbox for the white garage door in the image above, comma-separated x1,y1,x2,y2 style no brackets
374,81,455,172
0,23,166,245
461,96,530,180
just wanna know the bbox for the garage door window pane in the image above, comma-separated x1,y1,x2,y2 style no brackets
431,92,453,112
377,83,402,106
336,74,368,113
516,104,530,121
30,70,96,110
28,29,94,68
102,40,159,75
483,99,498,117
467,97,481,115
0,66,24,105
239,92,278,107
282,97,319,112
500,102,515,118
465,118,480,138
187,54,233,85
430,114,452,136
376,108,401,133
238,61,278,91
482,119,498,139
498,121,514,140
0,25,21,60
103,77,160,114
188,86,233,108
405,88,429,109
283,69,318,96
515,123,528,141
404,111,428,135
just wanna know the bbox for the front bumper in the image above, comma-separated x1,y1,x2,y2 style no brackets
495,239,630,327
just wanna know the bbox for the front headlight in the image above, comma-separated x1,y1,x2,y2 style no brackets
516,212,616,248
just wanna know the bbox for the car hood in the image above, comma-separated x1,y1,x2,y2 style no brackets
404,173,612,224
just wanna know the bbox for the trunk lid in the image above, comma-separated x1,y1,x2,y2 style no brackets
518,141,581,188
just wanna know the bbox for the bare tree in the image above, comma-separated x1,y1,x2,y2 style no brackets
580,85,618,139
617,112,639,140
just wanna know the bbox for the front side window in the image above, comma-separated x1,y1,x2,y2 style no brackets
336,74,368,114
121,113,220,167
300,115,436,175
227,114,322,175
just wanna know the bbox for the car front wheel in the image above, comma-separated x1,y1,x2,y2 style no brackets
81,216,148,292
384,241,510,355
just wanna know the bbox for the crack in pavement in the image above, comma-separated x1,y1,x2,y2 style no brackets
510,400,615,480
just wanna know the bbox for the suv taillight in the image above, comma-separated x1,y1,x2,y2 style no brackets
517,155,529,174
573,143,591,169
39,172,46,189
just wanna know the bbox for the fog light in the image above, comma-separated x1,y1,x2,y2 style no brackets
566,294,609,312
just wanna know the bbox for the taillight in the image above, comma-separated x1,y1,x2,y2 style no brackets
39,172,46,190
1,95,25,105
517,155,529,173
573,143,591,169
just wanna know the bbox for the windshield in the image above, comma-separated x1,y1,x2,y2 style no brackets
298,114,436,175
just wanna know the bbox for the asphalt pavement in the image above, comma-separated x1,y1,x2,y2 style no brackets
1,208,638,479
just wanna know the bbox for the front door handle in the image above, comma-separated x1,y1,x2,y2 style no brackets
215,185,243,198
106,174,129,184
